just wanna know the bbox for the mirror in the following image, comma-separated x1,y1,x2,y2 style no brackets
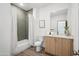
50,9,68,35
57,20,65,35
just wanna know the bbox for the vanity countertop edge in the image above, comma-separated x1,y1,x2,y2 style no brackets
44,35,73,39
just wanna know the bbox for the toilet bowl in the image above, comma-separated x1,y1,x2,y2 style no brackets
34,37,43,52
34,41,42,52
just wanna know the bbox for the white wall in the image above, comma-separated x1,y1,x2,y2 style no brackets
78,7,79,51
0,3,12,56
33,8,40,42
11,5,17,55
28,12,34,46
70,4,79,52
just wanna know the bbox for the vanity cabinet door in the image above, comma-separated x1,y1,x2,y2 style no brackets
44,37,56,55
62,39,73,56
50,37,56,55
55,38,62,56
44,37,51,53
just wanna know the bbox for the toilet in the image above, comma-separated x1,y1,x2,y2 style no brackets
34,37,43,52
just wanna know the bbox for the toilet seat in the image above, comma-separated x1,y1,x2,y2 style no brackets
34,41,41,46
34,36,44,52
34,41,43,52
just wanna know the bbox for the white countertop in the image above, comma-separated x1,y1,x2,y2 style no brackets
44,35,73,39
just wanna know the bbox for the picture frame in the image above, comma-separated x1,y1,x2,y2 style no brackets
39,20,45,28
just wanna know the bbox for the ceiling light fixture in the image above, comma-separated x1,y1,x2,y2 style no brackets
19,3,24,6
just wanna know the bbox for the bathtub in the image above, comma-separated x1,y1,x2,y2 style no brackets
15,39,31,54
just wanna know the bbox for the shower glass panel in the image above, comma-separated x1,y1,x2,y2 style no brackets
17,7,28,41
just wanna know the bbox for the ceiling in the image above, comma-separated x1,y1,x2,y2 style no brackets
13,3,51,11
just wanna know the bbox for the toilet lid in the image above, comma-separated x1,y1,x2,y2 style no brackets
35,41,41,46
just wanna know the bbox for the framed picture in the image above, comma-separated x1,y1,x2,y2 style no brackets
39,20,45,28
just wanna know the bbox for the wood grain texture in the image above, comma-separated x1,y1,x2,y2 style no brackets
55,38,62,56
44,36,73,56
50,37,56,55
17,47,49,56
44,36,50,54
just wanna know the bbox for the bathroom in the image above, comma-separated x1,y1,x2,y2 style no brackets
0,3,79,56
11,3,79,56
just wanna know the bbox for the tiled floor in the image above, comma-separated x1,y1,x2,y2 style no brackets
17,47,49,56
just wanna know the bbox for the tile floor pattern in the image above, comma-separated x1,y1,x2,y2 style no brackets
16,47,49,56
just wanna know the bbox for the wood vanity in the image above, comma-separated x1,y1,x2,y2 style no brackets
44,35,73,56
